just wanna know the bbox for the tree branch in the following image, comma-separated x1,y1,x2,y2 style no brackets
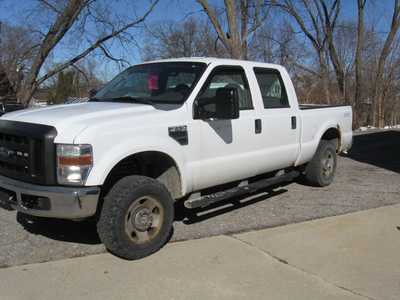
71,63,89,83
24,0,89,91
196,0,229,49
36,0,159,86
38,0,62,14
98,44,129,65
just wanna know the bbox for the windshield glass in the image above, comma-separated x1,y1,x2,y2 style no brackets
93,62,207,104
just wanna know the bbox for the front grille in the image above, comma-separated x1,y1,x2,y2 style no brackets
0,133,43,180
0,120,57,185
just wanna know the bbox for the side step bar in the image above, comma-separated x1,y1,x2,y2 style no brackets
184,170,300,209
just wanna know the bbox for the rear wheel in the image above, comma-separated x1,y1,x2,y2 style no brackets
97,175,174,260
304,140,337,187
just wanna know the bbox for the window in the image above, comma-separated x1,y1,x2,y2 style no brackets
254,68,289,109
197,66,253,110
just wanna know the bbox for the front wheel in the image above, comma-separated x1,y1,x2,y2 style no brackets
304,140,337,187
97,175,174,260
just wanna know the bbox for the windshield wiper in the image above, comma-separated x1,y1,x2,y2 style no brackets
107,96,155,105
92,96,182,105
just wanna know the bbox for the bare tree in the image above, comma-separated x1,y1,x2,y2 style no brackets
0,22,14,100
353,0,367,127
277,0,347,103
372,0,400,127
277,0,331,102
196,0,271,59
16,0,159,105
142,18,225,60
0,21,40,99
17,0,88,104
334,21,357,79
249,19,309,73
319,0,345,101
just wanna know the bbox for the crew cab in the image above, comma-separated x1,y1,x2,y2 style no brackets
0,58,352,259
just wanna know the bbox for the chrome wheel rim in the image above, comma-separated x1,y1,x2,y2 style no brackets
322,150,335,178
125,196,164,244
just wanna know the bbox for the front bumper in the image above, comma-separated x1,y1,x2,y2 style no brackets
0,174,100,219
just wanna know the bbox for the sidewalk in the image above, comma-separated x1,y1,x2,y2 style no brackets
1,204,399,300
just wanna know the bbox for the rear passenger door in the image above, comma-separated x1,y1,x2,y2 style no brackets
252,67,300,173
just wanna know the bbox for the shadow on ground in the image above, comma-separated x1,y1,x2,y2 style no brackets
344,130,400,173
175,188,288,225
17,213,101,245
16,186,289,245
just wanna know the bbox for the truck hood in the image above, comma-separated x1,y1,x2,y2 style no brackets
1,102,160,142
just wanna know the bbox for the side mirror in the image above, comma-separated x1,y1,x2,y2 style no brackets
89,88,97,98
195,87,240,120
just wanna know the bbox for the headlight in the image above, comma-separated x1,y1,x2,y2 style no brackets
56,144,93,185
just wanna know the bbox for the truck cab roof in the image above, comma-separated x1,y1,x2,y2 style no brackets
140,57,284,70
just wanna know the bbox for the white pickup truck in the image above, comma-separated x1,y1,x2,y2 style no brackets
0,58,352,259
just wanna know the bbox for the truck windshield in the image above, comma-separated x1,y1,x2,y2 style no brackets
92,62,207,104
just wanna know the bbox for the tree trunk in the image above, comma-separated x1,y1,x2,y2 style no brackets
240,0,249,59
18,0,87,104
354,0,366,128
371,0,400,127
224,0,242,58
319,53,330,104
17,0,158,105
377,93,385,128
197,0,267,60
320,0,346,102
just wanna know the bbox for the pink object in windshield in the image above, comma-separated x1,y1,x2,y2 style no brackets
148,74,159,90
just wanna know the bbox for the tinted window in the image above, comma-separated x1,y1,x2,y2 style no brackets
197,67,253,110
254,68,289,109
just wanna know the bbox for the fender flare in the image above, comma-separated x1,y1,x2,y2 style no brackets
85,137,189,195
315,123,342,151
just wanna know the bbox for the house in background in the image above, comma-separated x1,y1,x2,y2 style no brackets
0,66,16,102
0,66,25,115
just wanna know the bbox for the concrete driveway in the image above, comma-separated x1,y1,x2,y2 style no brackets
1,203,399,300
0,129,399,267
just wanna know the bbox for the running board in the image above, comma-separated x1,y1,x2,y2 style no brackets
184,170,299,209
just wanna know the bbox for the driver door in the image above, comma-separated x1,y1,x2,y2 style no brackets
191,66,260,191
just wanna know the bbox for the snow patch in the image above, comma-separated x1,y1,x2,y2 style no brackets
357,124,400,131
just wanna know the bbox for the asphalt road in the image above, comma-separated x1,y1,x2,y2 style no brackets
0,130,399,268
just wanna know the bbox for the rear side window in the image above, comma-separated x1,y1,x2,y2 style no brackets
254,68,289,109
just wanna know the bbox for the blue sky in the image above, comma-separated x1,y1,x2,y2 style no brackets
0,0,396,80
1,1,392,28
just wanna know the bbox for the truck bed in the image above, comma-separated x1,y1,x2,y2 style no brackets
295,104,353,166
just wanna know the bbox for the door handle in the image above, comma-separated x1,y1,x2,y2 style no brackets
255,119,262,134
291,116,297,129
